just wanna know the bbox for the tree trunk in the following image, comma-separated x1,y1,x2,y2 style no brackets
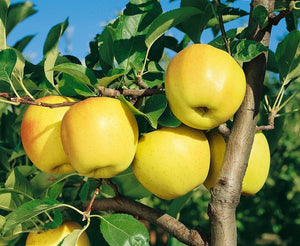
208,1,275,245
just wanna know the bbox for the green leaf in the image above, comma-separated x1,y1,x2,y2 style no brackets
167,191,192,218
234,40,269,62
6,1,37,35
3,199,63,234
100,214,149,246
43,18,69,56
0,192,22,211
13,34,35,52
44,210,62,229
52,63,97,86
48,181,66,200
79,181,90,203
111,167,151,199
267,50,278,73
114,1,162,71
275,30,300,86
0,48,17,83
97,73,124,87
0,0,9,49
158,105,182,127
145,7,201,48
58,73,95,97
5,167,33,197
43,18,69,87
119,95,167,129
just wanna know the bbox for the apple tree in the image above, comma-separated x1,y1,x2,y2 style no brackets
0,0,299,245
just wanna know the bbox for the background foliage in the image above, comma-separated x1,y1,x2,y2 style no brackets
0,0,299,245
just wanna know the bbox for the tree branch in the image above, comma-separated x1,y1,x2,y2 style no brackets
85,196,208,246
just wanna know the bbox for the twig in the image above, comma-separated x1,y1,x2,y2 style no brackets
136,71,149,89
218,124,231,138
82,179,103,221
97,86,164,98
84,196,208,246
256,113,275,132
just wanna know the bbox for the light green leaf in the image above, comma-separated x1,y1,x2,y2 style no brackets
52,63,97,86
101,214,149,246
275,30,300,86
97,73,124,87
61,229,83,246
44,50,59,86
234,40,269,62
0,0,9,49
145,7,201,48
0,192,22,211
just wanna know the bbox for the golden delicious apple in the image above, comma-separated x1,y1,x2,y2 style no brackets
132,125,210,200
204,130,270,196
25,220,90,246
60,97,138,179
21,95,76,174
165,44,246,130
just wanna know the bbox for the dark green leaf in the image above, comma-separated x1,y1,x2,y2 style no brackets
44,210,62,229
43,18,69,56
158,105,182,127
234,40,269,62
275,30,300,85
0,48,17,83
48,181,66,200
111,167,151,199
101,214,149,246
267,50,278,73
6,1,37,35
145,7,201,48
285,10,298,32
5,167,33,197
167,191,193,218
79,181,90,203
58,73,95,97
13,34,35,52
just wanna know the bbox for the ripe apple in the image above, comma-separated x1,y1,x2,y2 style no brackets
21,95,76,174
165,44,246,130
204,130,270,196
132,125,210,200
25,220,90,246
60,97,138,179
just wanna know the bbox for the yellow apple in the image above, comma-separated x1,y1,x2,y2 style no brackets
204,130,270,196
132,125,210,200
60,97,138,179
21,95,76,174
165,44,246,130
25,220,90,246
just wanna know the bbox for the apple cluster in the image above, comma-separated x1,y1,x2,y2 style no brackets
20,44,270,201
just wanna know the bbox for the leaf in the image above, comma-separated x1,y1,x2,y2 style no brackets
234,40,269,62
58,73,95,97
97,73,124,87
0,48,17,83
158,105,182,127
43,18,69,87
167,191,192,218
79,181,89,203
0,192,22,211
5,167,33,197
119,95,167,129
52,62,97,87
44,210,62,229
0,0,9,49
48,181,66,200
275,30,300,86
61,229,83,246
145,7,201,49
6,1,37,35
13,34,35,52
100,214,149,246
3,199,63,234
111,167,151,199
114,1,162,71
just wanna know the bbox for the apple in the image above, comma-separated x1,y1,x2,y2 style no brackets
21,95,76,174
165,44,246,130
60,97,138,179
132,125,210,200
204,130,270,196
25,220,90,246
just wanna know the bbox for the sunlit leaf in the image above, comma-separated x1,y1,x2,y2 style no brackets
0,48,17,83
234,40,269,62
100,214,149,246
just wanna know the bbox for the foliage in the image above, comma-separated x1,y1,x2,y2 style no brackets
0,0,299,245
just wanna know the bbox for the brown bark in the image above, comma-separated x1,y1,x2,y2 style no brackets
208,1,275,245
87,197,208,246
